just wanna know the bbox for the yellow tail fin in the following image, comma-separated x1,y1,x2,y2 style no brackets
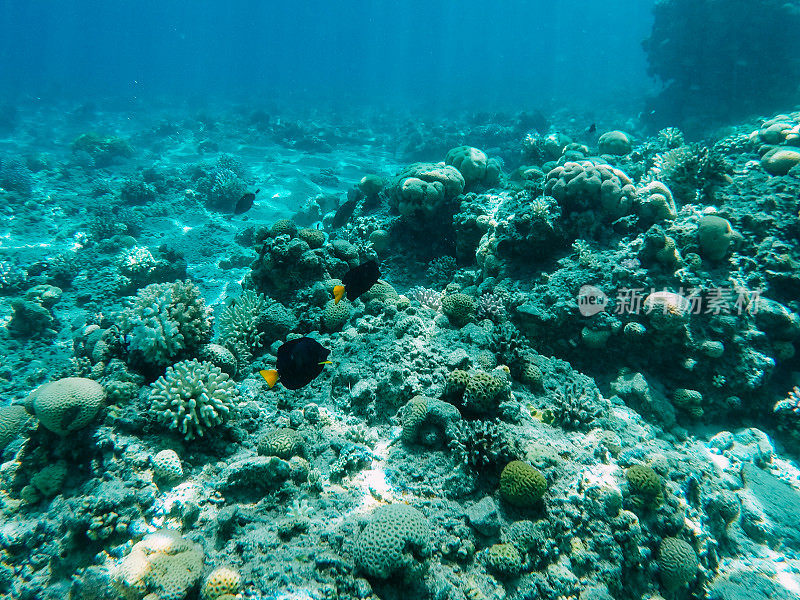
333,284,345,304
259,369,279,388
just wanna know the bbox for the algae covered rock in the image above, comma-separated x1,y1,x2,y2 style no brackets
399,395,461,446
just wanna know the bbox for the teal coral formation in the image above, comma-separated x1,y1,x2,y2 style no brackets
118,280,213,370
5,77,800,600
148,359,237,440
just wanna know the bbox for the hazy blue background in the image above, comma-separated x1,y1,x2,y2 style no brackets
0,0,656,112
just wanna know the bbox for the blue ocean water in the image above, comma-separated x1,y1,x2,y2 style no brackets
0,0,655,111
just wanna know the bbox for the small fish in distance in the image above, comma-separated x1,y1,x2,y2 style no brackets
259,336,331,390
333,260,380,304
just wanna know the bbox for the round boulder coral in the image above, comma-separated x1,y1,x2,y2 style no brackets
643,291,692,332
697,214,738,261
197,343,238,377
445,146,491,187
25,377,105,435
200,566,241,600
152,449,183,482
598,130,632,155
761,146,800,176
388,162,465,222
113,529,203,600
637,180,677,222
354,503,432,579
321,297,351,332
441,293,476,327
499,460,547,507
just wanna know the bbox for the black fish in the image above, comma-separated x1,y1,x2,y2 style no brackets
333,260,380,303
234,188,260,214
260,336,331,390
330,198,357,228
587,123,597,134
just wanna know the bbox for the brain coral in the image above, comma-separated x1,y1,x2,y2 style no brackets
113,528,203,600
484,543,523,578
544,160,635,221
625,464,664,512
257,428,305,459
24,377,105,435
499,460,547,507
445,368,511,415
0,405,29,451
657,537,699,590
119,280,212,370
149,359,238,440
354,503,432,579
